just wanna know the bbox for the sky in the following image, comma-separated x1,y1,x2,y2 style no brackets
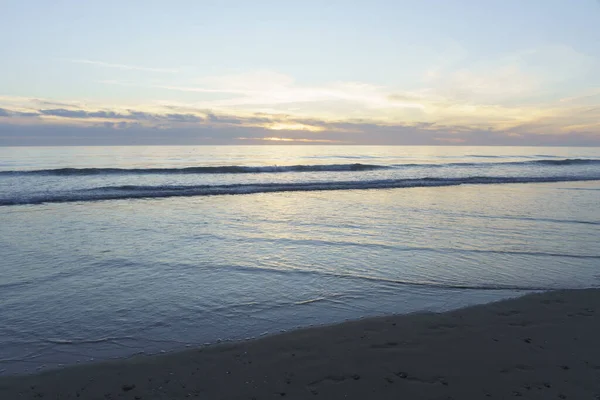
1,0,600,145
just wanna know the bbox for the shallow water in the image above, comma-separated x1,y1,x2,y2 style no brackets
1,146,599,375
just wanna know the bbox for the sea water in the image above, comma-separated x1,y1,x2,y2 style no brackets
1,146,599,375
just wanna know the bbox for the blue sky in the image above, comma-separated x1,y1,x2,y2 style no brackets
1,0,600,145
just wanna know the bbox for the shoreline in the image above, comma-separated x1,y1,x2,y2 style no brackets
1,289,599,399
0,287,527,377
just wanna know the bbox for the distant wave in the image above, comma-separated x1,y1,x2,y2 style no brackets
302,155,389,160
442,158,600,167
466,154,560,159
531,158,600,166
3,175,600,206
466,155,505,158
1,158,598,176
0,163,388,176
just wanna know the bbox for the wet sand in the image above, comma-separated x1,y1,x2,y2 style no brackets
1,289,599,399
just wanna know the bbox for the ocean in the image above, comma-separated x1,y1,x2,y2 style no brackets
1,145,599,375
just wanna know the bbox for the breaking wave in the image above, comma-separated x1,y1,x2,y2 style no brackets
0,163,388,176
3,175,599,206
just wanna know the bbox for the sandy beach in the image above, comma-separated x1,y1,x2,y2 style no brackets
1,289,599,399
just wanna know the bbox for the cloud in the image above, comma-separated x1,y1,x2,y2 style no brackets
163,113,205,123
101,71,428,117
2,44,600,149
3,119,599,147
1,96,599,146
205,112,271,125
3,42,593,143
34,108,204,123
39,109,112,119
560,88,600,105
419,44,597,108
71,59,180,73
0,107,40,118
435,137,467,144
95,49,597,131
31,99,83,108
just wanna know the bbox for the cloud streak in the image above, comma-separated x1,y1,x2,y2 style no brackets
71,59,180,73
36,108,205,123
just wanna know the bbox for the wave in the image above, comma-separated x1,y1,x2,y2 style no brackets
531,158,600,166
3,175,600,206
437,158,600,167
466,154,561,159
233,236,600,260
1,158,598,176
208,263,579,292
440,158,600,167
0,163,388,176
302,155,390,159
473,214,600,226
466,155,505,158
44,336,136,345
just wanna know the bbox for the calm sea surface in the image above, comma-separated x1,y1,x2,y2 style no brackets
1,146,599,375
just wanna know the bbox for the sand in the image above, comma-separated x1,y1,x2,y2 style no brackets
1,289,599,399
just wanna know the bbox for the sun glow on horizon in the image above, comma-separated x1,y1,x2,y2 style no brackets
237,137,342,143
265,122,325,132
